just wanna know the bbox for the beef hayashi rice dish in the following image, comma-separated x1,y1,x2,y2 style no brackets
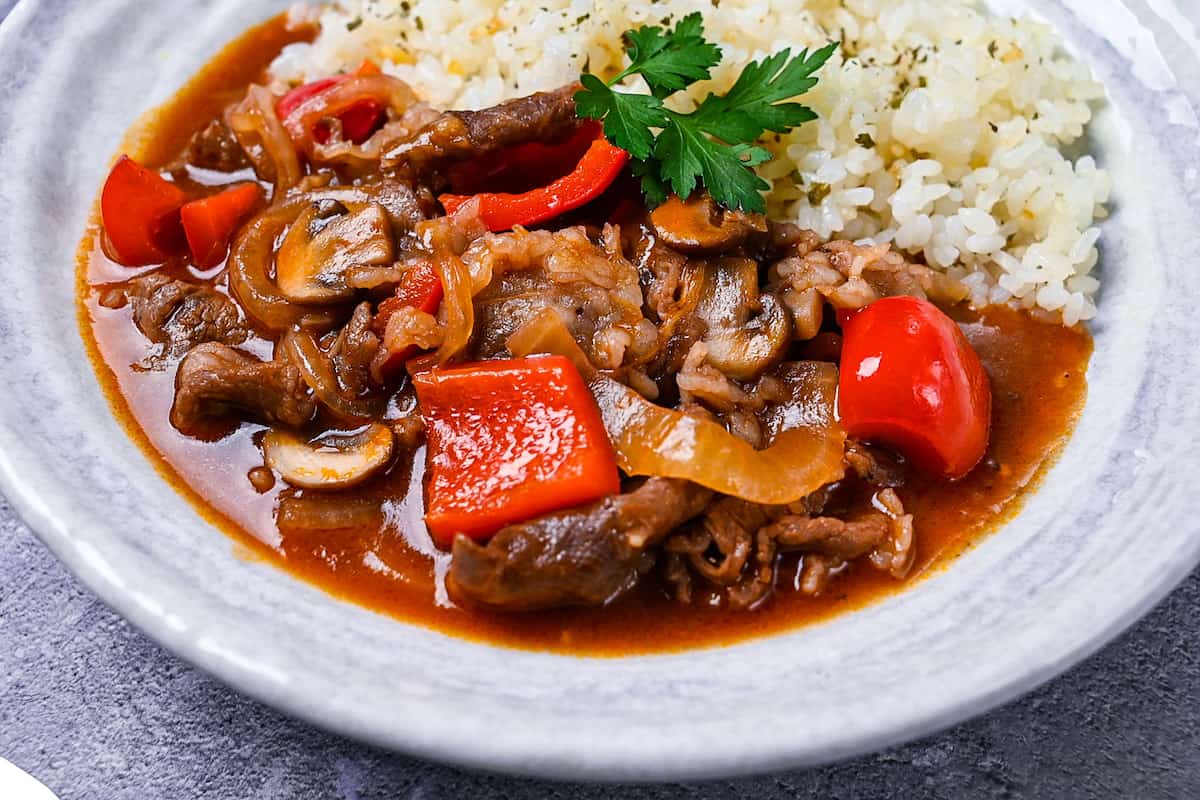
80,1,1103,652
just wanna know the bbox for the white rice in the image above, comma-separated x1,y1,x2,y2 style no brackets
272,0,1111,325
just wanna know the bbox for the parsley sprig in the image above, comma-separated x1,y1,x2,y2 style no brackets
575,13,837,212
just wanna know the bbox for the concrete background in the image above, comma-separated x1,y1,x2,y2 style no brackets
3,0,1200,797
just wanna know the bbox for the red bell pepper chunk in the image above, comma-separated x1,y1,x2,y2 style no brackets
413,356,621,546
180,183,264,268
276,60,385,146
371,262,445,377
100,155,187,266
439,133,629,232
838,296,992,480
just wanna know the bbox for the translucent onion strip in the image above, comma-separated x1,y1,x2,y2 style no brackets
280,327,385,422
589,371,846,505
227,84,303,193
228,202,340,333
506,308,848,503
283,75,425,168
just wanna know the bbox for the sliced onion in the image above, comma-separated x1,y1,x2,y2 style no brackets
510,304,847,502
415,209,487,363
283,75,424,167
227,84,303,193
589,370,845,505
228,203,341,332
506,307,595,378
281,327,385,422
432,249,474,363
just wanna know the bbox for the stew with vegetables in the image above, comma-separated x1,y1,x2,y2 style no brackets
79,14,1091,653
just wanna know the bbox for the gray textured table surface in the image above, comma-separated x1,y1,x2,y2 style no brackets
4,1,1200,798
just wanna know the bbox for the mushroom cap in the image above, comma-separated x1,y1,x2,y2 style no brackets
263,422,395,490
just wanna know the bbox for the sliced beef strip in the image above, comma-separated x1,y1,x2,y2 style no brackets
447,478,714,611
184,120,252,172
844,439,906,488
722,512,894,610
383,84,581,176
325,302,381,397
631,231,708,386
762,513,892,561
665,497,782,586
768,239,969,331
466,226,653,370
127,274,249,359
170,343,315,437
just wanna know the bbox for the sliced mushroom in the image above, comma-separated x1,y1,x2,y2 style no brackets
263,422,394,490
695,257,792,381
650,193,767,255
276,200,396,304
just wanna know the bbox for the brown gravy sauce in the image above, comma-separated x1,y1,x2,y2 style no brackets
77,15,1093,655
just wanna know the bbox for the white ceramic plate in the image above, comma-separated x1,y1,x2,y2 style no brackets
2,0,1199,781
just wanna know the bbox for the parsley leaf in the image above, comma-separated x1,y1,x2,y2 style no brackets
575,74,667,159
691,43,836,143
656,124,773,211
575,14,837,211
631,158,668,207
617,12,723,98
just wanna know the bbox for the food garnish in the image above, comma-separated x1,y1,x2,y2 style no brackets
574,13,837,212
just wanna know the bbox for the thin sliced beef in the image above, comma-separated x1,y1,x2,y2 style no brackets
170,343,315,437
720,512,894,609
467,225,655,369
127,274,248,358
735,489,914,606
384,84,581,175
184,119,252,172
448,478,714,610
762,513,892,561
665,497,782,585
632,231,708,385
326,302,381,396
844,439,906,488
768,239,969,334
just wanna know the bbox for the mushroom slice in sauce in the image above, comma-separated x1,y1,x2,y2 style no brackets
649,192,767,255
695,257,791,381
263,422,394,490
276,200,396,304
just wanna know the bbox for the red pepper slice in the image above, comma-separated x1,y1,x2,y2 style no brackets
276,77,341,121
371,262,445,377
180,183,264,268
276,60,385,146
445,121,602,195
439,134,629,232
413,355,621,546
838,296,992,480
100,155,187,266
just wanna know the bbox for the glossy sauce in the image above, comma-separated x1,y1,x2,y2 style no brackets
78,16,1093,655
